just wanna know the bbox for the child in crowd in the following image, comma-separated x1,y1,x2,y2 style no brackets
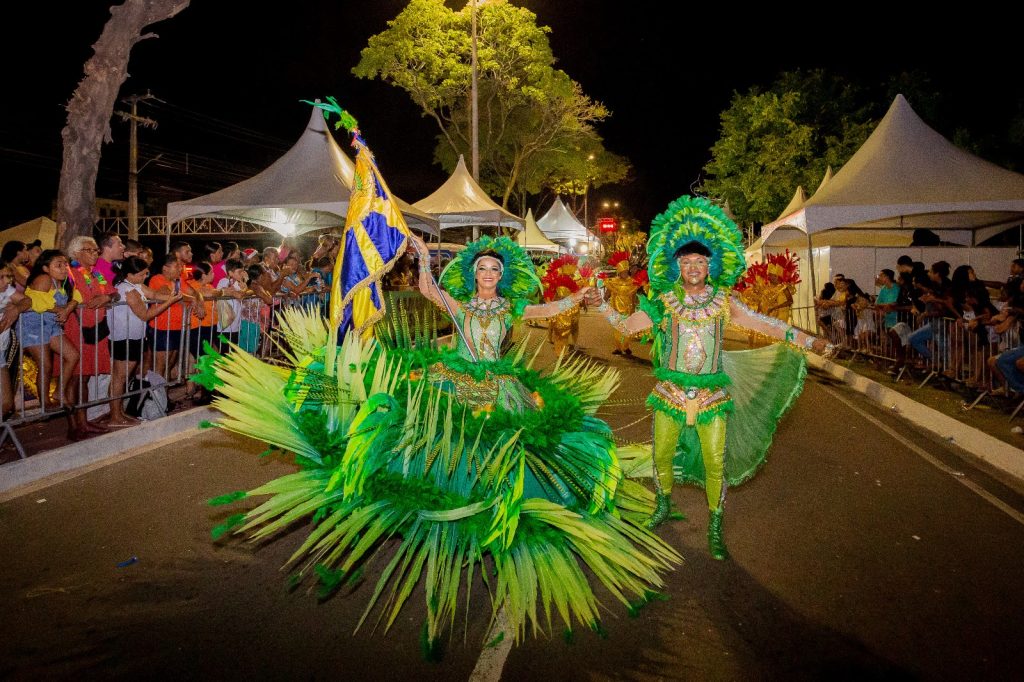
240,264,273,354
21,250,92,439
216,259,247,352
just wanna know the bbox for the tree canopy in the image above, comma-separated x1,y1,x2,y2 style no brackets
700,69,877,227
354,0,627,213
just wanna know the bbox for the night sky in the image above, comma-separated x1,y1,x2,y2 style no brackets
1,2,1020,231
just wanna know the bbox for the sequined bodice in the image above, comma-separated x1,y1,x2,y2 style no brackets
455,296,512,362
657,286,728,374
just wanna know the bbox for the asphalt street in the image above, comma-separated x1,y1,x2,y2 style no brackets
2,312,1023,680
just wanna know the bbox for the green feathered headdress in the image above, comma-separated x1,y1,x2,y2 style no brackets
439,236,540,303
647,195,746,295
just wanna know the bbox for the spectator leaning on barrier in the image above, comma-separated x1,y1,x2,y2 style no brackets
21,250,101,440
908,261,954,365
875,268,910,373
215,259,247,352
66,236,116,380
107,257,182,426
242,264,274,355
0,264,30,419
148,254,189,382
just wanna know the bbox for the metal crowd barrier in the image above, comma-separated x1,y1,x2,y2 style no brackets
801,302,1024,416
0,292,330,459
0,288,442,460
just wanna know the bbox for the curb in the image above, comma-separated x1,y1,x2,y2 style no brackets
0,406,217,501
808,354,1024,485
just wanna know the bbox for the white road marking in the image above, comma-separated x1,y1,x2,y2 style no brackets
469,606,513,682
822,385,1024,527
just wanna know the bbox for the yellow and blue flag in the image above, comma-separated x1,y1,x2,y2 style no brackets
329,131,411,338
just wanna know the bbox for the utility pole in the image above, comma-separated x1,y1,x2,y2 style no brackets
115,92,157,241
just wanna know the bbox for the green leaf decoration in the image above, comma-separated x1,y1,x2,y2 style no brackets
208,491,247,507
210,513,247,540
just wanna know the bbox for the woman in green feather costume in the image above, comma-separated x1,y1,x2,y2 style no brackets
199,234,679,654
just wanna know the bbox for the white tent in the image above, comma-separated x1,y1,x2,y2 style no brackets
0,216,57,249
761,94,1024,245
536,197,598,247
517,208,561,253
166,106,439,237
412,155,524,230
752,95,1024,315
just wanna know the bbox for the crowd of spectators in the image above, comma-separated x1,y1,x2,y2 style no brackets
0,232,339,443
814,254,1024,399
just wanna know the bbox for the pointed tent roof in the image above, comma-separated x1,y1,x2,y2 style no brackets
517,208,562,252
412,155,524,230
0,216,57,249
812,166,833,196
166,106,438,236
762,94,1024,245
536,197,595,243
776,186,807,221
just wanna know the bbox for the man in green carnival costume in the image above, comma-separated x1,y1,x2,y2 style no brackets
596,196,833,560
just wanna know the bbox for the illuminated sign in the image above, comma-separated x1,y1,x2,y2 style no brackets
598,217,617,233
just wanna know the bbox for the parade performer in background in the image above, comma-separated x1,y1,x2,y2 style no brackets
735,250,800,348
596,196,832,560
540,254,586,357
198,99,679,654
736,250,800,323
601,251,641,356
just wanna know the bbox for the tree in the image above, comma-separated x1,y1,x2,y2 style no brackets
56,0,188,247
354,0,620,213
701,69,876,227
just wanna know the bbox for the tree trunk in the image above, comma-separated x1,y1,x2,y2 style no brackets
56,0,189,248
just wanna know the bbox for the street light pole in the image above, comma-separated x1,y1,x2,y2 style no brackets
470,0,480,241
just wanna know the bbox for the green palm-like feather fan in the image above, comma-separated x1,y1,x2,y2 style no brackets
205,311,680,652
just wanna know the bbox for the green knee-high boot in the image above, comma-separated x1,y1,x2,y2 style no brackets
707,507,729,560
647,412,681,529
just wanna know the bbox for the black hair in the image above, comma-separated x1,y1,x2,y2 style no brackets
1013,258,1024,268
201,241,223,262
155,250,178,272
223,258,244,273
820,282,836,299
897,255,914,266
473,249,504,266
880,268,895,282
170,241,191,256
28,249,73,296
113,256,150,286
223,241,240,257
930,260,951,279
245,264,264,283
123,238,144,252
673,241,711,259
190,261,212,281
0,240,26,265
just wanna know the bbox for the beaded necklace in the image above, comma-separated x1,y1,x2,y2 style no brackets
464,296,510,320
77,266,108,288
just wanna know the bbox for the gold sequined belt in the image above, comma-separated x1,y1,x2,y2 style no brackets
651,381,730,426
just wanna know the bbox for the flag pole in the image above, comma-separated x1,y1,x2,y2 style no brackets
417,240,478,362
